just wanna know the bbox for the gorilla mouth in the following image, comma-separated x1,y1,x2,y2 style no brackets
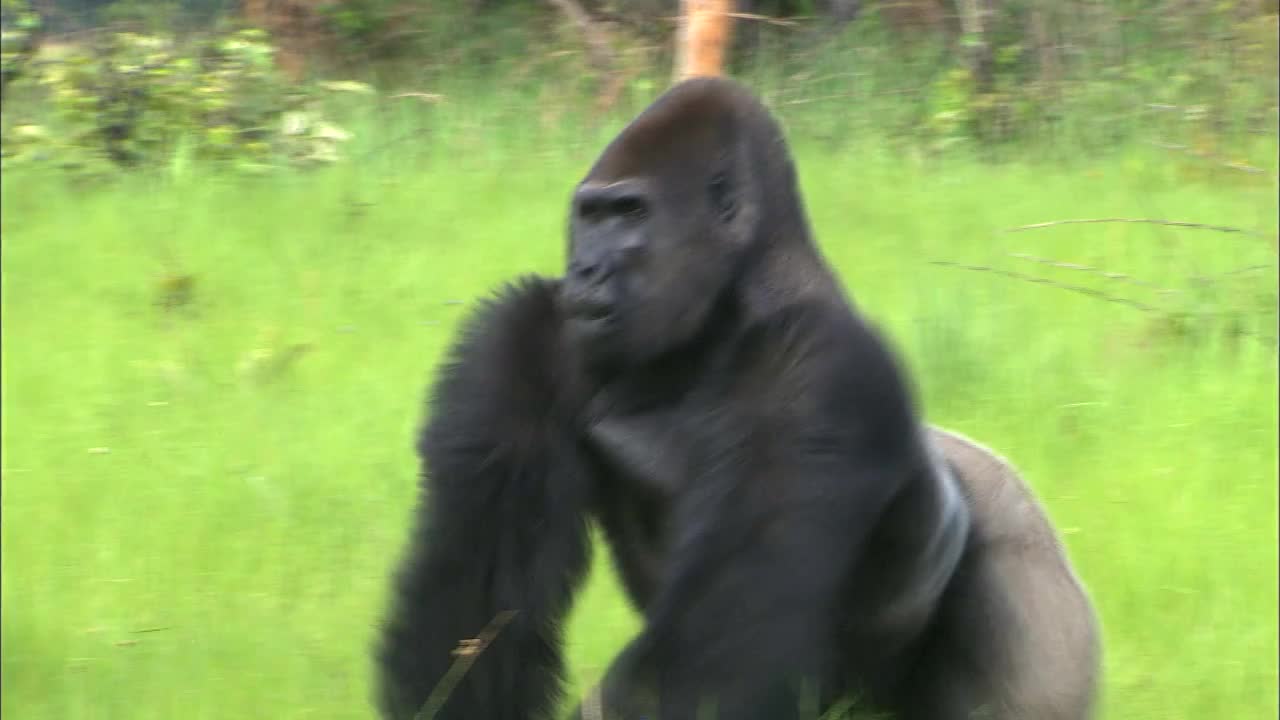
562,291,617,323
566,300,619,344
576,303,613,321
571,311,617,335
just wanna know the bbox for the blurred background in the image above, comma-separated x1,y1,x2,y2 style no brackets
2,1,1277,718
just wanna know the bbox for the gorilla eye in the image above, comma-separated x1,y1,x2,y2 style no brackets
613,196,648,221
708,172,737,223
578,192,648,223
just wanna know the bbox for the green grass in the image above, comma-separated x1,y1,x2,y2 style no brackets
2,111,1277,720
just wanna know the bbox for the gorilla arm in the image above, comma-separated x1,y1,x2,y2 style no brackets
375,277,595,720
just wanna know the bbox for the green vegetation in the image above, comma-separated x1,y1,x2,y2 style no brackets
3,120,1276,717
3,1,1277,718
4,1,1278,172
1,26,370,176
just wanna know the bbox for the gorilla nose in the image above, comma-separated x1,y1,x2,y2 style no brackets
569,256,610,282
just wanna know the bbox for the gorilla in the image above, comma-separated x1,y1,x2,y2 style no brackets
375,76,1100,720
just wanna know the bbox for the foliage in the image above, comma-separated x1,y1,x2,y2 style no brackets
4,0,1277,169
316,0,411,61
910,0,1280,153
98,0,182,35
1,0,42,97
1,26,367,176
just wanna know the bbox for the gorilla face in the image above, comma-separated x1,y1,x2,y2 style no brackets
560,85,761,371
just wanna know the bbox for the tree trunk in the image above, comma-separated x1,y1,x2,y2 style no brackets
673,0,736,81
546,0,627,115
241,0,331,82
955,0,994,93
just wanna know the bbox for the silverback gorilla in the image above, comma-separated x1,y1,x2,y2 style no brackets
375,77,1100,720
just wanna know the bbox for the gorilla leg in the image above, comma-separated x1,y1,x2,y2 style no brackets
575,426,1101,720
900,428,1101,720
576,518,854,720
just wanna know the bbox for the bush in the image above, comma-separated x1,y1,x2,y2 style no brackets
1,23,367,176
1,0,42,99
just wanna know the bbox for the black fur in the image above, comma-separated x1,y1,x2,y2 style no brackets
375,77,1099,720
375,277,595,719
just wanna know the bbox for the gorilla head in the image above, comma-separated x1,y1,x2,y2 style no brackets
560,78,828,372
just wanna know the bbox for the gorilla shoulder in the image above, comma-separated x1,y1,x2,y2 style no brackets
735,299,925,457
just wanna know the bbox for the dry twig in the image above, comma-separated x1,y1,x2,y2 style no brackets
929,261,1160,312
415,610,520,720
1003,218,1270,238
1006,253,1180,295
1147,140,1269,175
723,12,799,27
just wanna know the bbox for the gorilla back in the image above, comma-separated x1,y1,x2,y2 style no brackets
375,77,1100,720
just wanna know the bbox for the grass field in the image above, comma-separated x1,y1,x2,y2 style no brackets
2,109,1277,719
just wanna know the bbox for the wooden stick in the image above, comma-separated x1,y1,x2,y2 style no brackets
415,610,519,720
673,0,736,81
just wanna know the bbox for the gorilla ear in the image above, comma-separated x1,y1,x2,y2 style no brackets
708,170,738,224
